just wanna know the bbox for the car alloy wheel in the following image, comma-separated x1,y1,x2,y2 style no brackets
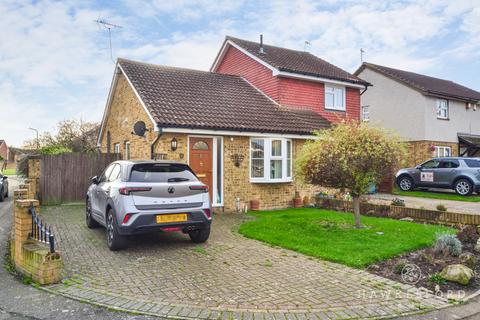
107,212,114,247
399,177,412,191
456,180,470,196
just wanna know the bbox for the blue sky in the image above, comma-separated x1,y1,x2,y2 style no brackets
1,0,480,146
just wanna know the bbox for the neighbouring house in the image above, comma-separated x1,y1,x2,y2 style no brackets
97,36,369,211
0,140,8,162
355,62,480,166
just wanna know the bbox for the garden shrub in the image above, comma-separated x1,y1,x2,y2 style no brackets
457,225,480,244
433,233,462,257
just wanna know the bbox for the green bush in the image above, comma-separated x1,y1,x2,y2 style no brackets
40,145,72,155
429,273,447,285
433,233,462,257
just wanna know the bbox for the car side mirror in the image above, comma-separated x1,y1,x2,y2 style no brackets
2,176,7,180
91,176,99,185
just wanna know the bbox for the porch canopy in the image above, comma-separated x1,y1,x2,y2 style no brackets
458,133,480,157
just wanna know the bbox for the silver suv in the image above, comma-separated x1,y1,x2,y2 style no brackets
86,160,212,250
396,157,480,196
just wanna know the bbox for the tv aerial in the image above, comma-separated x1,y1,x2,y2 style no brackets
95,17,123,62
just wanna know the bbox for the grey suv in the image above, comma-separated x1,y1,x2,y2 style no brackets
86,160,212,250
396,157,480,196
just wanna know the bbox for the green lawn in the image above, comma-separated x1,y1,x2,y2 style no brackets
2,168,16,176
393,188,480,202
239,208,453,268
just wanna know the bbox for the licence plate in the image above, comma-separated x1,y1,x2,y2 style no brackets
156,213,188,224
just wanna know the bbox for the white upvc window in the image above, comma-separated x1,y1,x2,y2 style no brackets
250,138,293,183
124,141,130,160
114,143,120,154
436,99,449,119
435,146,451,157
361,105,370,122
325,85,346,111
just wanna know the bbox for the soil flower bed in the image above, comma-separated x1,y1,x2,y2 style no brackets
368,228,480,295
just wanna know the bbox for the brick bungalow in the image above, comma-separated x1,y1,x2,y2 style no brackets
97,36,369,211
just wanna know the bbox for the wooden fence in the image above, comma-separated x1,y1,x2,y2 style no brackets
316,197,480,226
39,153,120,205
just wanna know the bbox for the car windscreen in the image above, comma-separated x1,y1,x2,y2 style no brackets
129,163,198,183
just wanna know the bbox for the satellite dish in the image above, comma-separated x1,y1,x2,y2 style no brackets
133,121,146,136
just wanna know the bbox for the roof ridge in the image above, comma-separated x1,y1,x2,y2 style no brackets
226,35,309,55
118,58,244,80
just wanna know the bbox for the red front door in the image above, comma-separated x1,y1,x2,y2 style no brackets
189,137,213,200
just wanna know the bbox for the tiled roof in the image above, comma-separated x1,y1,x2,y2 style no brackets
118,59,330,135
224,36,369,86
357,62,480,102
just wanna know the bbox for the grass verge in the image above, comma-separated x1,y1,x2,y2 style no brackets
393,189,480,203
239,208,453,268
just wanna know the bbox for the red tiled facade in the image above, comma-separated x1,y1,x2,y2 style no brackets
216,45,361,123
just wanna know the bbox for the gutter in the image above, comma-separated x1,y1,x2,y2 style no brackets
150,124,163,160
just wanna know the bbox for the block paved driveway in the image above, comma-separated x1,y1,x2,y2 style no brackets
42,205,448,319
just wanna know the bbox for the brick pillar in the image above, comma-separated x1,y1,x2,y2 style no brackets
14,199,39,267
25,179,38,199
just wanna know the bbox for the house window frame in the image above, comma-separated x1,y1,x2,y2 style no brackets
250,138,293,183
436,99,449,120
435,146,451,157
114,143,120,154
325,84,346,111
124,141,130,160
361,105,370,122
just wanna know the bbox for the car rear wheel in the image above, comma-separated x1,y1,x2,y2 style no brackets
106,208,127,251
454,179,473,196
189,226,210,243
398,176,414,191
86,197,100,229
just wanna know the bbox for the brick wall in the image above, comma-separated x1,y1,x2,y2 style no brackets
0,141,8,161
216,46,280,100
407,140,459,167
215,45,361,122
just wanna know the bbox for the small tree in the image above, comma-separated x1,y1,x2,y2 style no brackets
296,122,405,228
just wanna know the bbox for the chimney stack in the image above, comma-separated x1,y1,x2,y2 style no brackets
259,34,264,54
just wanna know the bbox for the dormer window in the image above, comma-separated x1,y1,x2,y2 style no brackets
436,99,449,119
325,85,345,111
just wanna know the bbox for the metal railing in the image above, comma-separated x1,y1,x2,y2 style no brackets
28,206,55,253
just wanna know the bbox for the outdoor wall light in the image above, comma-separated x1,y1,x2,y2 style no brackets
170,137,178,151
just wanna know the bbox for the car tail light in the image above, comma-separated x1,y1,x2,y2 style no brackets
189,185,209,192
122,214,132,224
162,227,181,232
203,208,212,219
119,187,152,195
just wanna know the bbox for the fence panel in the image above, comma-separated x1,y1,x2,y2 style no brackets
39,153,120,205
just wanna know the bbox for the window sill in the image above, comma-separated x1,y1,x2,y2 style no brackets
325,107,346,112
437,117,449,121
250,178,293,184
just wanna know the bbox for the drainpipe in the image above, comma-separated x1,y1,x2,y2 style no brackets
151,125,163,160
360,84,369,95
